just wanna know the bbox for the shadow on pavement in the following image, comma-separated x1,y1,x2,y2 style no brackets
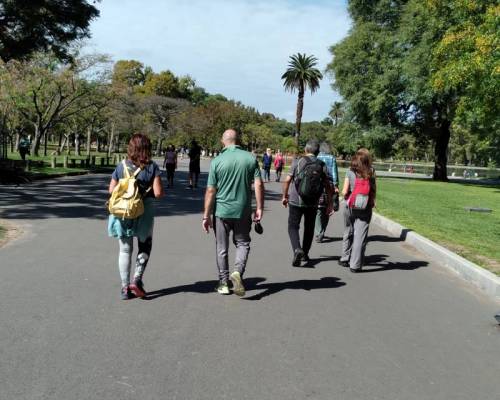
0,170,208,220
144,277,266,300
320,236,342,243
244,276,346,301
143,276,346,301
360,254,428,272
304,255,340,268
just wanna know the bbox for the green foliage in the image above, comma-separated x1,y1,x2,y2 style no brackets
281,53,323,95
282,53,323,143
0,0,100,62
112,60,149,87
327,0,499,178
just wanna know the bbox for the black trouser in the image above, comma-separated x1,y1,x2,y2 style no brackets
287,204,317,256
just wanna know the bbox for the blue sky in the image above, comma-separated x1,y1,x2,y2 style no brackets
87,0,350,122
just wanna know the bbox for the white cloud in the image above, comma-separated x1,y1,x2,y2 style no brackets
88,0,350,121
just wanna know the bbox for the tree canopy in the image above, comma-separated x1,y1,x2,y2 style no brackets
327,0,499,179
0,0,100,62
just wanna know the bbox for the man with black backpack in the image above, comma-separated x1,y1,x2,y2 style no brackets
282,139,333,266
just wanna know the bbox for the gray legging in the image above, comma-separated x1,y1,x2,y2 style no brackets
118,236,153,287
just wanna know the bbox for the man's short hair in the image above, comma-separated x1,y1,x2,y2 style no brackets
319,142,331,154
304,139,320,156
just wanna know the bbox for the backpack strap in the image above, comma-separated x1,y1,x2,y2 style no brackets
122,159,142,178
132,166,142,177
122,159,130,178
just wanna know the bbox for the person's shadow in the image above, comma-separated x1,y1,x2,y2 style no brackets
243,276,345,301
144,276,346,301
359,254,428,272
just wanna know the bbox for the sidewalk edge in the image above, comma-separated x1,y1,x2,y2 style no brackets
372,213,500,300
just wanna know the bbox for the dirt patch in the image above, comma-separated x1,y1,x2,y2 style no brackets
443,242,500,276
0,219,24,248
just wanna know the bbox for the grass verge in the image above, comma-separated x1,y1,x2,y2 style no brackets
376,178,500,275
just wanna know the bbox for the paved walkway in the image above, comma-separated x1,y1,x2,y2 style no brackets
0,159,499,400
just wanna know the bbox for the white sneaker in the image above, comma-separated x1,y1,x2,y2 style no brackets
216,282,230,295
230,271,245,297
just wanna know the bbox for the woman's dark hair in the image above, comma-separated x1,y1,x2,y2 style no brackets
350,148,373,179
128,133,152,167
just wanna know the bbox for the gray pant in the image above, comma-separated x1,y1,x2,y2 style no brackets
340,203,372,270
214,214,252,282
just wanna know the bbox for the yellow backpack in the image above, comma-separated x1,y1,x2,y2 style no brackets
108,160,144,219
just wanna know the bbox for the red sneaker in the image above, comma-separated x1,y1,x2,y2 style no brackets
129,279,146,298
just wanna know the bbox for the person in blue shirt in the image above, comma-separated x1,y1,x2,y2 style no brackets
315,142,339,242
262,148,273,182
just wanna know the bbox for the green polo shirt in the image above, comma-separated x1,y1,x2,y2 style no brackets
207,145,261,219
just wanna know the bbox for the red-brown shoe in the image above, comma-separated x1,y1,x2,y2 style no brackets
129,279,146,298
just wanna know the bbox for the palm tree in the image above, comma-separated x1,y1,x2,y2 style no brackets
329,101,344,127
281,53,323,146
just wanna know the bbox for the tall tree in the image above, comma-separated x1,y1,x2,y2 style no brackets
329,102,344,127
281,53,323,146
0,0,100,62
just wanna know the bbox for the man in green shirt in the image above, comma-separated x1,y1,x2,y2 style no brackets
202,129,264,296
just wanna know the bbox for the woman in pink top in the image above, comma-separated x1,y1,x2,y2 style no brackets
163,144,177,188
274,150,285,182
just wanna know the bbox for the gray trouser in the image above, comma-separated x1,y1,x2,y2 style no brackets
340,203,371,270
214,214,252,282
315,206,330,236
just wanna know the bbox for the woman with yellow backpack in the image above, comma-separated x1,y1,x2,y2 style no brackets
108,133,164,300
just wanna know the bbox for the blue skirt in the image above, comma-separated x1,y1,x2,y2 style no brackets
108,197,155,242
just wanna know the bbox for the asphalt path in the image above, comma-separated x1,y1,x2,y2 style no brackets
0,158,499,400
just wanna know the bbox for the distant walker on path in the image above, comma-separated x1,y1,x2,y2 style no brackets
202,129,264,296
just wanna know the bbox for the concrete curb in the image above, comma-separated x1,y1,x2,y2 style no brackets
372,213,500,300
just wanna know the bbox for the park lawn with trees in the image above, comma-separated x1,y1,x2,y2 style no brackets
375,178,500,275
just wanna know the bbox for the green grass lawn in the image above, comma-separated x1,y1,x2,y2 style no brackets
0,224,5,241
6,148,118,176
376,178,500,275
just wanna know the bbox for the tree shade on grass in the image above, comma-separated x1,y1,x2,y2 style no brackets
375,178,500,275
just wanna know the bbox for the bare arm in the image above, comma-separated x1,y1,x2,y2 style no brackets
108,178,118,194
153,176,164,198
341,176,350,198
202,186,217,233
281,174,292,207
254,178,264,221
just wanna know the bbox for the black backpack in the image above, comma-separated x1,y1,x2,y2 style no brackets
295,157,325,205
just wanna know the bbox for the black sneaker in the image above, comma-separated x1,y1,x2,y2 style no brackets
303,254,310,263
338,260,349,268
292,248,304,267
130,279,146,298
349,267,361,273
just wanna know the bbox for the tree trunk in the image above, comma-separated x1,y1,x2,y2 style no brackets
43,130,48,156
59,134,68,154
31,124,43,156
295,85,304,148
108,123,115,157
74,134,81,156
156,137,163,157
14,131,20,151
433,120,451,181
86,127,92,156
97,137,101,153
